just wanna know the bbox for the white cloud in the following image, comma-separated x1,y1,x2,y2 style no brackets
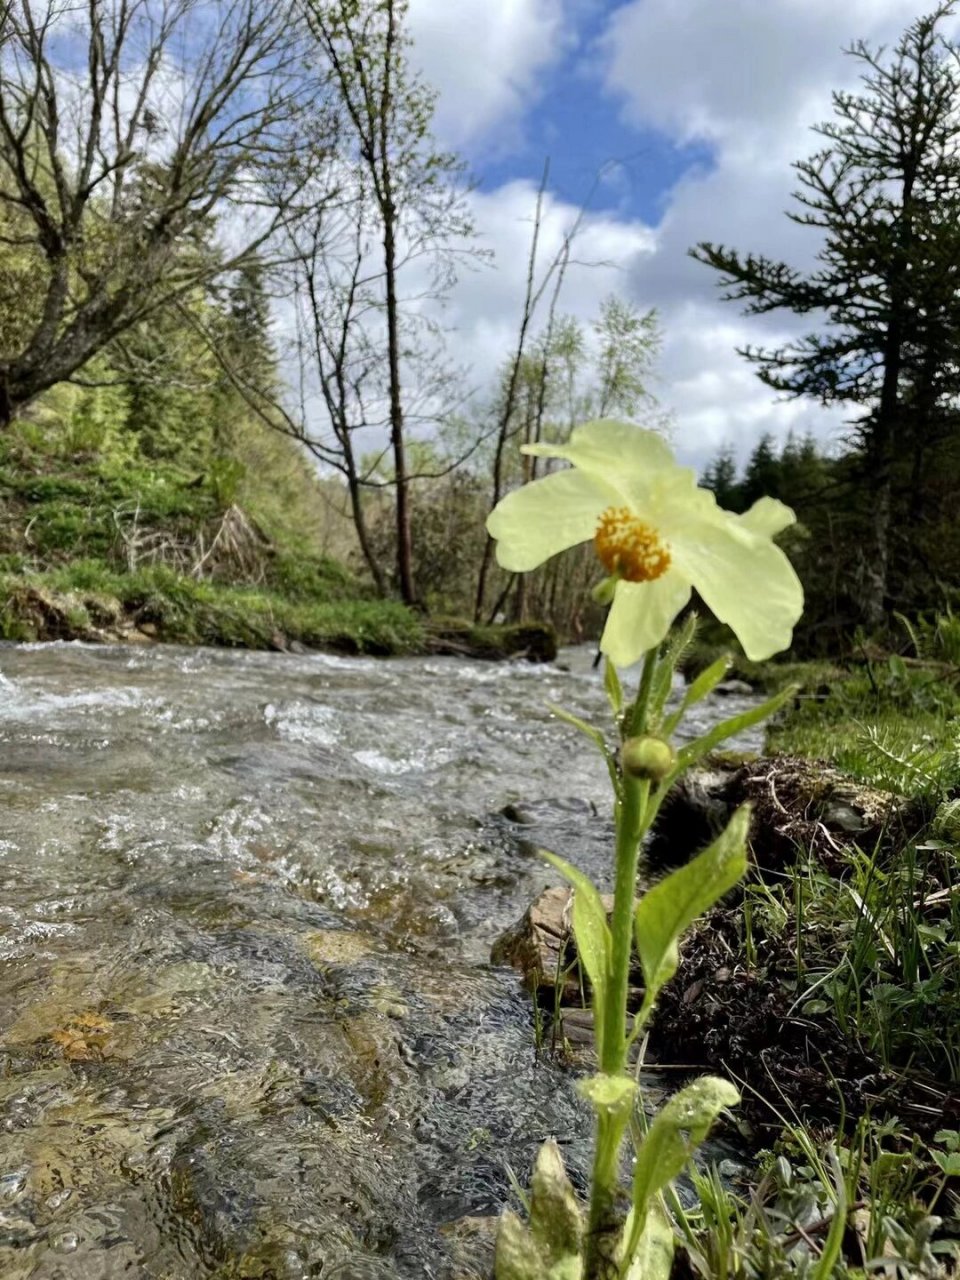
586,0,958,468
437,180,655,397
601,0,925,151
406,0,571,148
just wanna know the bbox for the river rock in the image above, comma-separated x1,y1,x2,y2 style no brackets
491,885,643,1008
490,884,576,995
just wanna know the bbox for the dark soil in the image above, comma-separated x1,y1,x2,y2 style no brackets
651,757,954,1139
650,905,958,1142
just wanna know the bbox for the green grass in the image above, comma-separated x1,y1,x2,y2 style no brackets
662,624,960,1269
767,661,960,801
743,647,960,1078
741,828,960,1081
0,419,420,653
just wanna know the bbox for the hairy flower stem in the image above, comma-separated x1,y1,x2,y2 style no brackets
583,654,659,1278
583,775,649,1277
583,1109,629,1279
603,774,648,1076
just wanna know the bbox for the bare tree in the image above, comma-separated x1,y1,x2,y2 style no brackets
291,185,389,593
301,0,475,606
473,166,585,622
0,0,332,424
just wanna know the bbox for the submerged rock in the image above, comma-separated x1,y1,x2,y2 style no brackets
714,678,756,696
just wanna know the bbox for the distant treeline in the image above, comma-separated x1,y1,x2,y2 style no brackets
702,429,960,654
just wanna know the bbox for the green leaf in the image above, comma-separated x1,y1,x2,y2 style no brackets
541,849,611,1061
663,655,732,735
932,1151,960,1176
634,807,750,1009
675,686,795,771
622,1201,675,1280
628,1076,740,1242
528,1139,583,1266
802,999,830,1016
604,658,623,718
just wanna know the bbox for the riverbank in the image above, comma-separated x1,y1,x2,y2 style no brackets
0,426,557,660
0,570,558,661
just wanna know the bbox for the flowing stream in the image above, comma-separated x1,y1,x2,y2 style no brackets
0,642,761,1279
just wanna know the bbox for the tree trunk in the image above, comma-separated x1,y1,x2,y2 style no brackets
346,472,388,596
382,217,415,605
380,0,416,608
474,165,552,622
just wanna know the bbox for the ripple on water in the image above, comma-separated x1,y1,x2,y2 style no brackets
0,642,761,1278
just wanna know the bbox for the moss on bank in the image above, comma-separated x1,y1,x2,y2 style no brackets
0,435,427,654
425,618,558,662
0,567,426,654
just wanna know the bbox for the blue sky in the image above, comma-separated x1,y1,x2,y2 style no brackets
478,110,715,229
471,4,716,226
405,0,946,470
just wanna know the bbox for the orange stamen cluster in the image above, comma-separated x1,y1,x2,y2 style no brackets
594,506,671,583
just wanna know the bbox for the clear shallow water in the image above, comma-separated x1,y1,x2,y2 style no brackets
0,642,761,1279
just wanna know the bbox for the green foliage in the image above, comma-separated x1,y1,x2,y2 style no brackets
633,808,750,1024
495,1142,583,1279
541,849,613,1065
267,550,360,602
0,563,422,654
900,603,960,667
788,836,960,1080
768,649,960,800
673,1118,958,1278
625,1077,741,1263
0,303,406,654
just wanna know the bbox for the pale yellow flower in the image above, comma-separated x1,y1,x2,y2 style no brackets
486,420,803,668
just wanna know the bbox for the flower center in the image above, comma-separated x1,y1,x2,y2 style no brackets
594,507,671,583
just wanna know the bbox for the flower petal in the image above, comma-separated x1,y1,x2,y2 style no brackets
739,497,796,538
670,512,803,661
486,467,615,572
600,571,692,669
524,420,675,505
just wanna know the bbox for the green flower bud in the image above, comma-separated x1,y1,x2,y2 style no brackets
621,735,675,781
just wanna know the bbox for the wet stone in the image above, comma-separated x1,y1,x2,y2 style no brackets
303,928,376,967
490,884,577,995
714,679,756,696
